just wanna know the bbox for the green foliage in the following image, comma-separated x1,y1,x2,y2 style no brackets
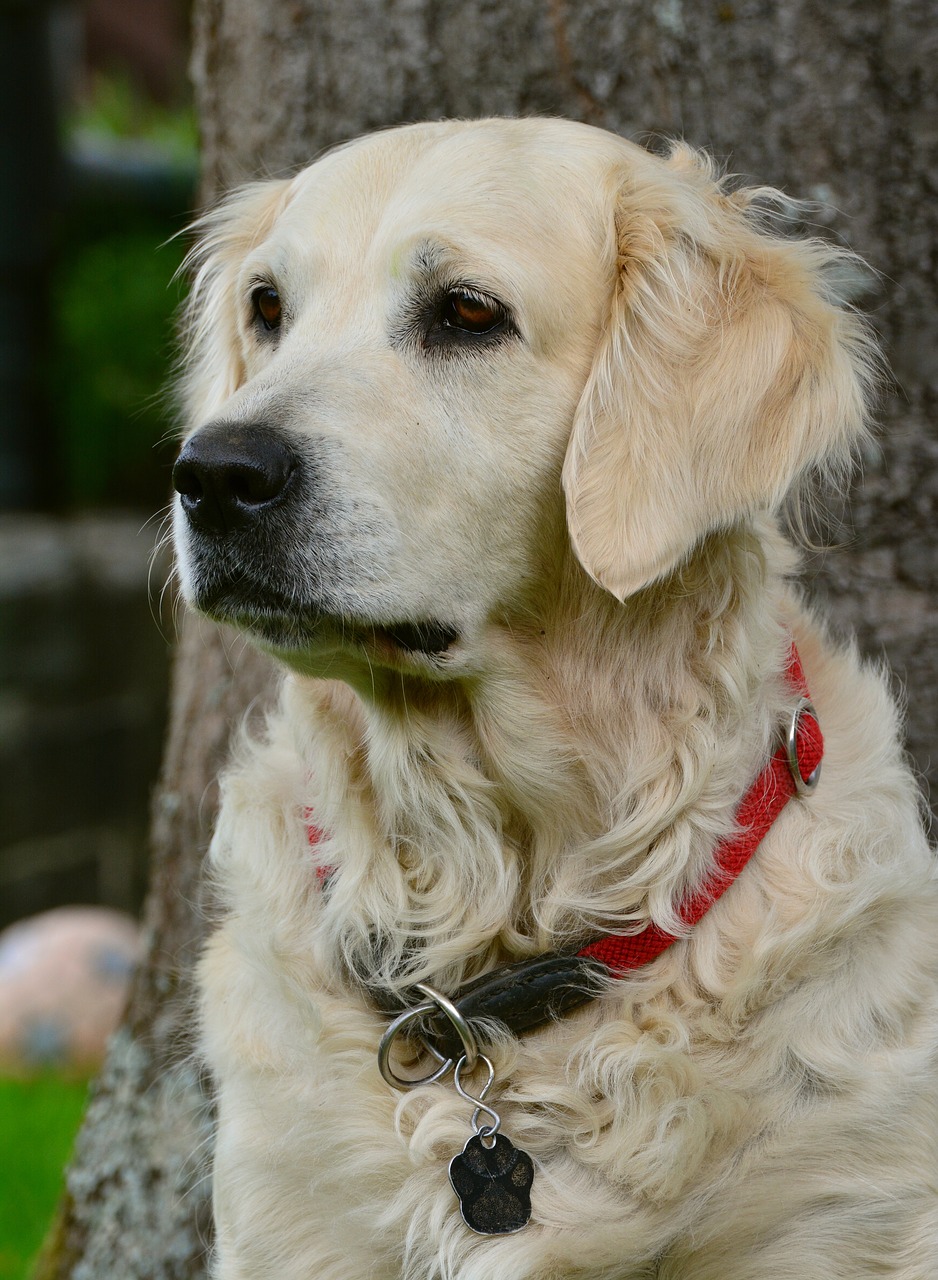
51,231,187,508
70,72,198,164
0,1076,89,1280
52,73,197,509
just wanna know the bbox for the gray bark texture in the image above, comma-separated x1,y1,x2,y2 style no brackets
40,2,936,1276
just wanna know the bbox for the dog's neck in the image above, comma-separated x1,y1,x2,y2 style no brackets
294,519,801,997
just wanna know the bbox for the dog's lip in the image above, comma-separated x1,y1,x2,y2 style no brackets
372,620,461,656
251,612,461,663
197,588,460,661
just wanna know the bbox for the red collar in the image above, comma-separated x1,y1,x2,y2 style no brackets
309,642,822,1055
579,641,821,976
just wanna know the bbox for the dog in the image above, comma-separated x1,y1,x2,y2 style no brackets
172,118,938,1279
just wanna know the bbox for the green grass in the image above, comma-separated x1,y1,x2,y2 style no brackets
0,1077,89,1280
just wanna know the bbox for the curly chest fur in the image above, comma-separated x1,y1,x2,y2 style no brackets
198,661,938,1280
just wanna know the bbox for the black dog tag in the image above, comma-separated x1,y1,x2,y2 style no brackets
448,1132,534,1235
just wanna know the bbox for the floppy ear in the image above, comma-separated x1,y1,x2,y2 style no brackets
562,146,877,600
177,179,292,428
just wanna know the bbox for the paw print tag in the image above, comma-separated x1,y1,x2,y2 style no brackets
447,1054,534,1235
449,1132,534,1234
376,985,535,1236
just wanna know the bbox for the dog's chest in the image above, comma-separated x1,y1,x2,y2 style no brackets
200,905,767,1278
199,683,938,1277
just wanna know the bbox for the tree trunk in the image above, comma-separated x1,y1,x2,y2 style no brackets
41,2,936,1275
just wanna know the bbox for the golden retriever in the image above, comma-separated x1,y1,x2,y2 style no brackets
172,118,938,1279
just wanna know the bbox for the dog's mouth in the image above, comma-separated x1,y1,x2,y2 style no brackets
374,620,461,656
260,612,461,665
203,589,461,664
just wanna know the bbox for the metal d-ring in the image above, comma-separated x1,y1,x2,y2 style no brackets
787,698,821,795
377,982,478,1091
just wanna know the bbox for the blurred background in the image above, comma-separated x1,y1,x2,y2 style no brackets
0,1,194,1274
1,0,194,925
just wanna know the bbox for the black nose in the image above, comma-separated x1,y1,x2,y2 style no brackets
173,424,297,533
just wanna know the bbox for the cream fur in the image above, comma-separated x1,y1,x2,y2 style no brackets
175,119,938,1278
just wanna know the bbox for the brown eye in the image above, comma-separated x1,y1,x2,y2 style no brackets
252,285,282,331
441,288,504,334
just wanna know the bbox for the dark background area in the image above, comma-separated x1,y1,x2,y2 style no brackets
0,0,195,929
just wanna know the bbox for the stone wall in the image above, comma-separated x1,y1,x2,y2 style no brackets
0,514,171,929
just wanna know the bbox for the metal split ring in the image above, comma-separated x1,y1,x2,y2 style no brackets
787,698,821,795
377,981,478,1090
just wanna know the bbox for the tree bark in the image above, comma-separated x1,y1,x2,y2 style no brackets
41,2,936,1276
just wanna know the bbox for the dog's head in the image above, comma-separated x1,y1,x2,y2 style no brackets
172,118,874,678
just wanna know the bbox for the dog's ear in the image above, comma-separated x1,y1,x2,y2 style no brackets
178,179,291,427
562,146,877,600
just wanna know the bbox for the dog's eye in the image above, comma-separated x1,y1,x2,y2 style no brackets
441,288,505,335
404,283,517,355
252,286,282,332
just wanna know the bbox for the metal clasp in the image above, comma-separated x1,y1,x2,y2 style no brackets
786,698,821,795
377,982,478,1090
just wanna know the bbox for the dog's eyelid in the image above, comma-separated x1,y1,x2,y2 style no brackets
245,267,279,292
408,239,519,312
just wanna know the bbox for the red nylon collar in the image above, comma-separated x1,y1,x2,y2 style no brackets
578,643,822,976
308,642,822,995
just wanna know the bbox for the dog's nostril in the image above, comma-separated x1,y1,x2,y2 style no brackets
172,459,205,503
173,425,298,534
226,460,293,507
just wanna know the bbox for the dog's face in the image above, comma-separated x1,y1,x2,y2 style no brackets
173,119,871,682
174,120,615,677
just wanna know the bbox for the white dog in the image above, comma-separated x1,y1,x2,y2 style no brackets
172,118,938,1279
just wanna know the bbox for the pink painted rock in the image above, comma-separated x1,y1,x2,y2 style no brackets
0,907,141,1076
